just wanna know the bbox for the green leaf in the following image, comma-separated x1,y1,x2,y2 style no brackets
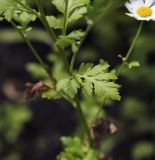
67,0,90,13
68,7,87,23
56,77,80,98
52,0,65,14
77,61,120,100
84,62,109,76
57,136,97,160
94,81,120,100
52,0,89,27
82,78,93,96
79,63,94,74
26,63,48,79
71,42,78,53
67,30,85,40
42,89,60,99
128,61,140,69
46,16,63,29
47,54,68,80
56,30,84,48
14,11,36,26
0,0,36,25
56,61,120,101
56,36,73,48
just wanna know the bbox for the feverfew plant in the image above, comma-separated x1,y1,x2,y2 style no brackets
0,0,152,159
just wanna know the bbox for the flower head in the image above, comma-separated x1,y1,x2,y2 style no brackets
125,0,155,21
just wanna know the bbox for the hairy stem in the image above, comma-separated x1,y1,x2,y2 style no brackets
116,21,144,76
10,21,55,85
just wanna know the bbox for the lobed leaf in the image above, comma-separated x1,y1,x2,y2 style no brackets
56,77,80,98
56,61,120,101
46,16,63,29
56,30,84,48
57,136,97,160
0,0,36,25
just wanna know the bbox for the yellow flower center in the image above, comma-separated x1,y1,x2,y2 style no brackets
136,6,153,17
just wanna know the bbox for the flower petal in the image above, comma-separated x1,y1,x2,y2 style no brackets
149,4,155,19
145,0,154,7
125,2,135,13
134,14,148,20
125,13,135,17
151,4,155,11
125,0,145,14
125,0,155,21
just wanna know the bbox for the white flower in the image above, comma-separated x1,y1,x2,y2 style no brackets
125,0,155,21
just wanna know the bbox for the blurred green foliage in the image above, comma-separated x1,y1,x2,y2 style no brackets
0,103,31,143
58,136,97,160
0,103,31,160
132,141,155,160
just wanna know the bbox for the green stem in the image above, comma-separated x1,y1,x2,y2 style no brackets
63,0,69,35
70,25,92,72
94,22,144,120
75,98,93,147
15,0,68,73
14,0,38,16
69,1,114,72
116,21,144,76
95,104,104,119
10,21,55,84
36,0,70,73
95,0,113,24
36,0,57,42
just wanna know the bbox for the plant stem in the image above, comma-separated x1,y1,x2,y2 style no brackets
94,22,144,120
116,21,144,76
70,24,92,72
10,21,55,84
95,0,113,24
69,0,114,72
36,0,57,42
75,98,93,147
63,0,69,35
95,104,105,119
14,0,38,16
36,0,70,73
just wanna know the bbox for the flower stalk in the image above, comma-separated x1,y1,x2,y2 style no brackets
116,21,144,76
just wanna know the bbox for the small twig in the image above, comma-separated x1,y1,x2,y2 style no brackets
116,21,144,76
